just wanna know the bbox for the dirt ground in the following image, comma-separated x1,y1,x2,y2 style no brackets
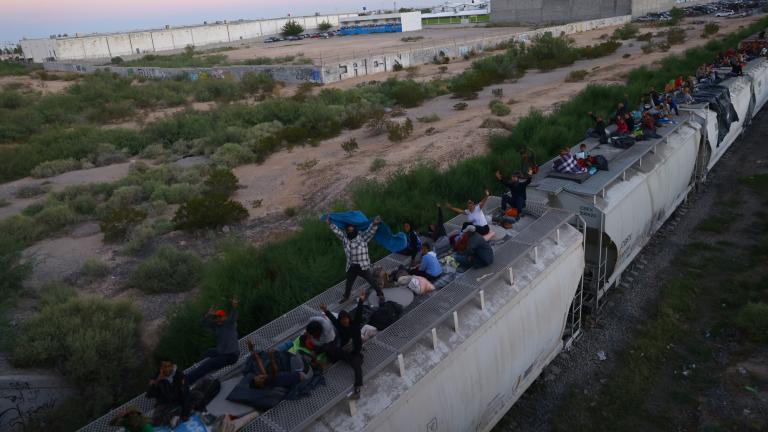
496,92,768,432
0,74,75,93
223,26,529,64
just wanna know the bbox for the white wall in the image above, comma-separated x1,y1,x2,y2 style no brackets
129,32,154,54
20,38,56,62
56,39,86,60
81,36,110,58
151,30,175,51
106,34,133,56
228,21,263,40
400,11,424,32
190,24,229,46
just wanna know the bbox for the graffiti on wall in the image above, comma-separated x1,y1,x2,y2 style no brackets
0,381,58,431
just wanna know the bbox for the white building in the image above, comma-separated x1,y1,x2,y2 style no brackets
19,13,357,63
339,11,423,33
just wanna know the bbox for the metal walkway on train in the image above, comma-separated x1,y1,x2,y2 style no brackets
80,199,576,432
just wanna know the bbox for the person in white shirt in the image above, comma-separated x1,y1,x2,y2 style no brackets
445,189,491,235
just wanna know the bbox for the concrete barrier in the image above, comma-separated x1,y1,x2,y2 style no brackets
43,62,323,84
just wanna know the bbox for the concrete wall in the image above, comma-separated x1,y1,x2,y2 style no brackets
491,0,632,24
322,15,631,83
44,61,323,84
20,13,356,62
401,11,424,32
0,374,73,432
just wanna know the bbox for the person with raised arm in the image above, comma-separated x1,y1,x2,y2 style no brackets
445,189,491,235
186,296,240,385
328,216,386,304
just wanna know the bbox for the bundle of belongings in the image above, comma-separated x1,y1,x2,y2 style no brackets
550,149,597,182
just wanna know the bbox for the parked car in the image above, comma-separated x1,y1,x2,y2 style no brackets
263,37,280,43
716,10,736,17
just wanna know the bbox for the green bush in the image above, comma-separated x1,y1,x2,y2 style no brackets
79,257,110,281
105,185,144,210
0,61,35,77
666,27,687,45
370,158,387,172
240,72,277,95
734,302,768,343
15,184,50,199
489,99,511,116
11,295,144,420
123,218,174,255
565,69,589,82
636,32,653,42
282,20,304,36
341,138,359,156
0,235,32,302
139,143,169,160
205,168,240,197
33,204,77,236
71,194,98,215
212,143,254,168
702,23,720,38
417,114,441,123
318,21,333,31
518,32,579,71
386,118,414,142
613,23,639,40
127,245,202,293
100,207,147,242
30,158,83,178
578,40,622,59
0,215,40,245
174,194,248,231
668,6,684,26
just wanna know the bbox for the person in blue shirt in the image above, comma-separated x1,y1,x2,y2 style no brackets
411,242,442,281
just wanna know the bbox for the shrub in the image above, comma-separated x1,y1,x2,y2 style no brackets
668,7,684,26
492,88,504,98
174,194,248,231
578,40,622,59
244,121,284,160
0,215,39,245
139,143,169,160
392,63,404,72
0,198,8,208
453,102,468,110
341,138,359,156
417,114,441,123
489,99,511,116
636,32,653,42
370,158,387,172
212,143,254,168
205,168,239,197
71,194,98,215
123,218,174,255
438,65,448,74
22,202,46,217
702,23,720,38
386,118,414,142
518,32,579,71
401,36,424,42
11,295,144,420
318,21,333,32
31,158,82,178
100,207,147,242
734,302,768,343
110,56,124,64
565,69,589,82
151,183,197,204
105,185,144,210
295,158,319,173
0,235,32,302
240,72,276,95
613,23,639,40
79,258,109,281
92,143,127,167
33,204,77,235
666,27,687,45
642,42,656,54
282,20,304,36
127,245,202,293
366,110,388,136
15,184,50,199
623,53,631,59
284,207,298,217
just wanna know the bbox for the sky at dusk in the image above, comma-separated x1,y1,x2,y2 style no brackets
1,0,438,42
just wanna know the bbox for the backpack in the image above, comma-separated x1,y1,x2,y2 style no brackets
369,301,404,331
592,155,609,171
610,135,635,149
190,377,221,411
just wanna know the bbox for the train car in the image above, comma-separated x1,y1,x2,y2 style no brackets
528,119,702,310
80,200,585,432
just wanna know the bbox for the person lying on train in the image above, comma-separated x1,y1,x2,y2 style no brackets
452,225,493,269
553,148,587,174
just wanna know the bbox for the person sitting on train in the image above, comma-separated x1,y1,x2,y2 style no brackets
553,148,587,174
452,225,494,269
109,407,154,432
410,242,442,281
729,59,744,77
586,112,608,143
665,95,679,116
641,112,662,139
397,221,422,267
146,358,192,426
678,87,695,105
445,190,491,235
496,169,532,219
611,94,630,122
612,115,629,136
186,297,240,385
624,112,637,133
648,86,662,106
319,290,366,400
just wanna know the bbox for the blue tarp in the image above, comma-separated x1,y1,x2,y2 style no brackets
322,211,407,253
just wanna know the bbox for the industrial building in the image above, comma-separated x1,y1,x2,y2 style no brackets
338,12,423,35
490,0,716,24
422,1,491,25
19,13,357,63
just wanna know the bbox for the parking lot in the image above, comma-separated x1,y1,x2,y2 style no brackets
635,0,768,22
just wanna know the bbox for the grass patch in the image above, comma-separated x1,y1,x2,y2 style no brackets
15,184,51,199
613,23,640,40
79,257,110,281
401,36,424,42
370,158,387,172
565,69,589,82
489,99,511,116
127,245,202,293
417,114,441,123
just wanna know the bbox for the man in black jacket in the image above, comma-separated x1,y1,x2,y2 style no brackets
319,289,366,399
147,359,191,426
496,170,532,219
586,112,608,143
